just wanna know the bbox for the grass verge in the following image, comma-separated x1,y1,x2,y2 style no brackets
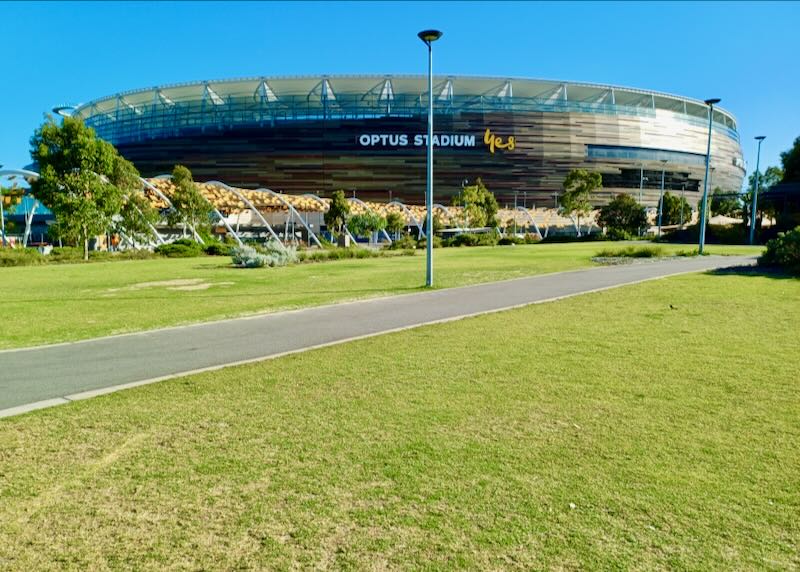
0,242,761,349
0,271,797,569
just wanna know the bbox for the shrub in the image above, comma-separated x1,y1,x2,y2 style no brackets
155,239,204,258
388,233,417,250
231,245,269,268
418,236,443,249
0,248,45,267
605,228,636,241
759,226,800,274
595,245,665,258
204,242,233,256
443,233,498,247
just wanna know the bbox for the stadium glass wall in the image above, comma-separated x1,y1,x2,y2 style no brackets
73,75,745,207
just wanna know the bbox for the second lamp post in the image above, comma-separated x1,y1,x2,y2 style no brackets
418,29,442,287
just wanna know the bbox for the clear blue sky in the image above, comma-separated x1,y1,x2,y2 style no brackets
2,1,798,181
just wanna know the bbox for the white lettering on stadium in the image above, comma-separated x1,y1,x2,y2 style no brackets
358,133,477,148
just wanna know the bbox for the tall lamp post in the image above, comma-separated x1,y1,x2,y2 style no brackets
749,135,766,245
698,97,720,254
657,159,668,237
418,29,442,287
0,163,5,247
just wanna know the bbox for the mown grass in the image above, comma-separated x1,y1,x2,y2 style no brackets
0,242,761,349
1,271,797,570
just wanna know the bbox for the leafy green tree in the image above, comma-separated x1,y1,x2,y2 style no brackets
385,211,405,239
1,185,24,246
658,192,693,226
451,178,498,228
742,166,783,230
324,190,350,238
167,165,212,241
114,192,160,246
347,212,387,245
780,136,800,182
30,115,139,260
597,194,647,236
561,169,601,235
710,187,741,217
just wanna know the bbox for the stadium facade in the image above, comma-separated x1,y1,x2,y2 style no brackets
73,75,746,207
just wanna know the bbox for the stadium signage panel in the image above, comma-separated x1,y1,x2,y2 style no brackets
357,130,516,154
357,133,477,148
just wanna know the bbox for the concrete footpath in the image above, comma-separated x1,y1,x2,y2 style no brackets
0,255,755,418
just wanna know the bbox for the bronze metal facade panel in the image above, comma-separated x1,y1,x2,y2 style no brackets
115,109,744,207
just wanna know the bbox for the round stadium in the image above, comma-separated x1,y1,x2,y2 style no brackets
72,74,746,210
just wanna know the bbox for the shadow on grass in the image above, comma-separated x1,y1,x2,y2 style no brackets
707,265,799,280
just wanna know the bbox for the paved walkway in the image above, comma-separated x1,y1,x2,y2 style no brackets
0,255,755,418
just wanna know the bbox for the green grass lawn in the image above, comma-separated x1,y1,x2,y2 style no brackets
0,242,761,349
1,270,796,570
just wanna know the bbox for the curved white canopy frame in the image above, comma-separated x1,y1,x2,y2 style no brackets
387,200,424,238
151,175,242,246
250,188,322,248
301,193,357,244
432,203,454,234
141,177,205,243
346,197,392,243
0,169,167,248
514,206,543,239
202,180,283,246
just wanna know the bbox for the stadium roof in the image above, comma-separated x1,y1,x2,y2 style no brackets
71,75,739,144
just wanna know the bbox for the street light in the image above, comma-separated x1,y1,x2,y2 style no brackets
698,97,721,254
657,159,668,237
749,135,766,245
0,163,5,247
419,28,442,287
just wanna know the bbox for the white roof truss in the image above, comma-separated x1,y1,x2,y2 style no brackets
203,84,225,106
254,80,278,103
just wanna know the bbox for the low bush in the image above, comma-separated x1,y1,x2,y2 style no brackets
759,226,800,274
387,234,417,250
204,242,233,256
540,233,608,244
231,245,269,268
605,228,637,241
418,236,444,249
498,236,525,246
658,223,748,245
232,240,298,268
155,238,204,258
0,248,45,267
442,233,497,247
595,245,665,258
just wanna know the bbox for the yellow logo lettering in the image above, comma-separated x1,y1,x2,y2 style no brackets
483,128,516,153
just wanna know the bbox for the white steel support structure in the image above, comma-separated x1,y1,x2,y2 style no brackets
301,193,357,244
514,206,543,239
387,200,424,238
202,180,284,247
346,197,393,243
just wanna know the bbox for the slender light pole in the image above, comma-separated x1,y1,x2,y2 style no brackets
680,183,686,227
418,29,442,287
698,98,720,254
0,163,5,247
749,135,766,245
657,159,667,237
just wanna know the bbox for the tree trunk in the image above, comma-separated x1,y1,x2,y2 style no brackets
83,225,89,261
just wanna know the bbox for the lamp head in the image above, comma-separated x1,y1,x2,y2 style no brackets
52,105,76,118
418,29,443,44
755,135,766,141
704,98,721,106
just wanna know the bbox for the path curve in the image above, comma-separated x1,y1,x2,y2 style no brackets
0,255,755,418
